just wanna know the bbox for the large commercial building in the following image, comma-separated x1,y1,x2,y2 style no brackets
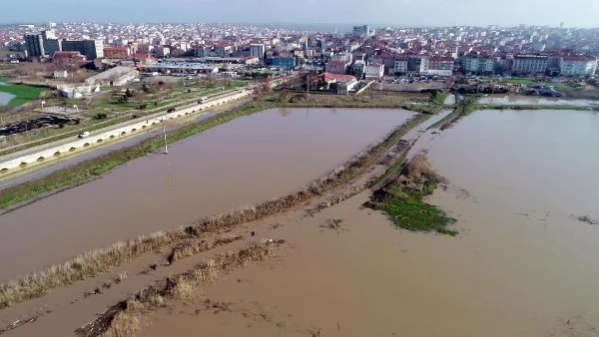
512,55,548,75
63,39,104,60
559,56,598,77
25,29,104,60
271,56,296,69
41,30,62,57
353,25,375,37
25,34,45,58
250,44,265,60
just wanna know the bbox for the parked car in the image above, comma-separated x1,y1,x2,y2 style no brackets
78,131,90,139
167,108,176,113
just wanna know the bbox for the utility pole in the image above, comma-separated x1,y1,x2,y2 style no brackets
163,125,168,155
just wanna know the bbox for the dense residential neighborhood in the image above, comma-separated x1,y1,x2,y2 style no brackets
0,23,598,80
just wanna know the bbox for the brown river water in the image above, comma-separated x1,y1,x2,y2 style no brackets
142,109,599,337
0,108,415,282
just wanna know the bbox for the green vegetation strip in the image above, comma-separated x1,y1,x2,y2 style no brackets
0,101,273,210
0,80,47,107
381,185,457,236
366,154,457,236
433,92,448,107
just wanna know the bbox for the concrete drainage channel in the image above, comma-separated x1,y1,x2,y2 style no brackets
0,90,251,175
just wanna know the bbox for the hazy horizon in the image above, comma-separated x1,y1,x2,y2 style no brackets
1,0,598,28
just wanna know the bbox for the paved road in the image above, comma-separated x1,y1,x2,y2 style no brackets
0,88,246,160
0,76,294,190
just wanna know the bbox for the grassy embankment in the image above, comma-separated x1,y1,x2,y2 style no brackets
275,91,445,114
480,104,599,111
426,94,479,130
0,76,47,107
0,111,430,309
366,153,457,236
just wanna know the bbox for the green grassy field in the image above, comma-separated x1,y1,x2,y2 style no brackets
501,78,538,86
0,77,47,107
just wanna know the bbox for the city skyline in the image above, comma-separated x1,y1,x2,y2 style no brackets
1,0,598,27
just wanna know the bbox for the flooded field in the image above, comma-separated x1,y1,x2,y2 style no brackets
0,108,415,282
0,92,13,106
142,109,599,337
478,95,599,106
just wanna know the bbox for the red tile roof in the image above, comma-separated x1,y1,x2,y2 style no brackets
562,55,594,61
323,72,356,82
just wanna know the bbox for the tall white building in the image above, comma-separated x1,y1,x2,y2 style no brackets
364,63,384,79
560,56,598,76
250,44,265,60
353,25,375,37
512,55,548,75
330,52,353,63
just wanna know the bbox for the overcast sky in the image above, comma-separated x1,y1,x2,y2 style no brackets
2,0,598,27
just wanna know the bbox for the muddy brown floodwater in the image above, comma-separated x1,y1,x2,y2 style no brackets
0,108,415,282
478,95,599,106
142,109,599,337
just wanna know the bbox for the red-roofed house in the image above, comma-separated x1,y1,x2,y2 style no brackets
52,51,85,68
103,47,131,60
322,72,358,95
325,60,351,74
133,53,154,64
323,72,357,83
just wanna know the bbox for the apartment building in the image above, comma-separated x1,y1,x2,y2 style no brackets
393,59,408,74
427,57,454,76
461,56,495,74
330,52,353,63
512,55,548,75
250,44,265,60
364,63,385,79
325,60,350,74
559,56,598,76
407,56,429,74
